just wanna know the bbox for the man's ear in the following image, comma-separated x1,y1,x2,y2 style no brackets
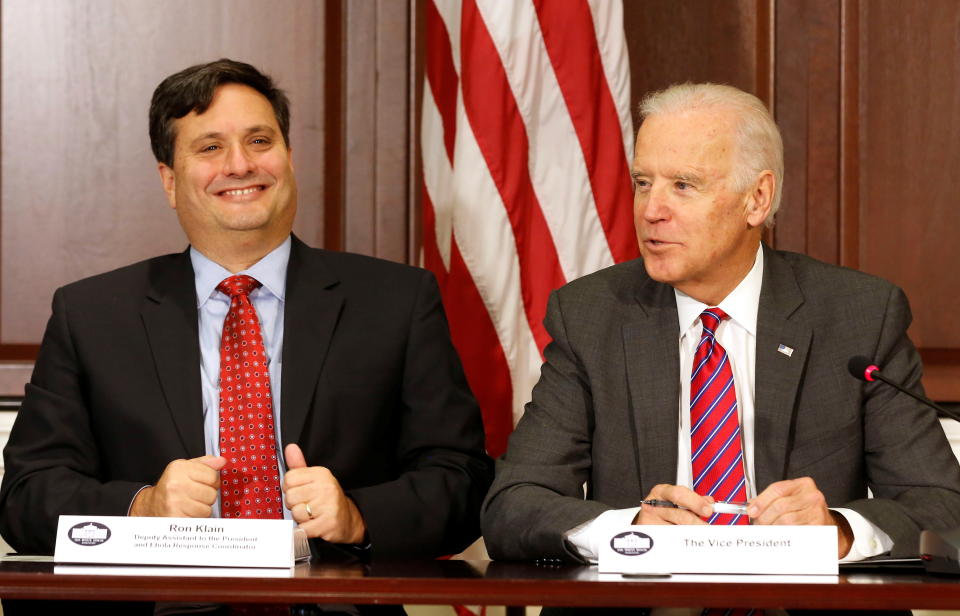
744,170,775,228
158,163,177,209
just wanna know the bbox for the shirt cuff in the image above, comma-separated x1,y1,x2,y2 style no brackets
564,507,641,564
832,507,894,561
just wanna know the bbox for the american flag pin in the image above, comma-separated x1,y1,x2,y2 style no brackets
777,344,794,357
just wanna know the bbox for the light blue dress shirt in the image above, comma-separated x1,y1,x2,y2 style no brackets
190,236,292,519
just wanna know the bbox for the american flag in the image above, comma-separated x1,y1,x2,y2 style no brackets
422,0,638,458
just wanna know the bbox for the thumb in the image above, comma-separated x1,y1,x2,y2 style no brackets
197,455,227,471
284,443,308,469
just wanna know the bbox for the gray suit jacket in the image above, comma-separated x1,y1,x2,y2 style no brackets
482,245,960,561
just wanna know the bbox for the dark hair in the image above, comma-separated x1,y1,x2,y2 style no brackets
148,58,291,166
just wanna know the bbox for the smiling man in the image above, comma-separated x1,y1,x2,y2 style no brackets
0,59,492,615
482,83,960,614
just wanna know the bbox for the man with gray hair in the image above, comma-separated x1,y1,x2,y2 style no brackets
482,82,960,594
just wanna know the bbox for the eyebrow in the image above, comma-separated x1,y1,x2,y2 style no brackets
630,169,706,185
673,171,704,184
188,125,278,148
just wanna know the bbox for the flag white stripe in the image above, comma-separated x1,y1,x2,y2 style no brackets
420,86,454,271
432,0,462,77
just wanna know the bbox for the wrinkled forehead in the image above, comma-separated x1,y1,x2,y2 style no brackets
632,108,739,178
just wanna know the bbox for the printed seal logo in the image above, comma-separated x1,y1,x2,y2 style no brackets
610,531,653,556
68,522,111,546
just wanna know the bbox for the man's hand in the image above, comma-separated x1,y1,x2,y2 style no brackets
632,484,713,525
748,476,853,558
129,455,226,517
282,444,367,544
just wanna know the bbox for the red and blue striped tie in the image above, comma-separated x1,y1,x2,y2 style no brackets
691,309,760,616
690,308,748,524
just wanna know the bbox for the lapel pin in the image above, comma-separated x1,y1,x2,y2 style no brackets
777,344,794,357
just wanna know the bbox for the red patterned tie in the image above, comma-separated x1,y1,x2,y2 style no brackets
691,309,761,616
216,275,282,519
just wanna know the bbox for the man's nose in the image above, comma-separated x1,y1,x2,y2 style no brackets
639,184,671,223
223,144,257,176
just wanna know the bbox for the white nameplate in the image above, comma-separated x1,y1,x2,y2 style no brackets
598,525,837,575
54,515,310,568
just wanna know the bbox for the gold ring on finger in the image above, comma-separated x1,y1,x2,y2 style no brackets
304,502,314,519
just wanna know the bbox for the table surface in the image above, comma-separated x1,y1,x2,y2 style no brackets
1,560,960,610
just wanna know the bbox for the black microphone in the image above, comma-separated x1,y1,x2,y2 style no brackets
848,356,960,575
847,355,960,423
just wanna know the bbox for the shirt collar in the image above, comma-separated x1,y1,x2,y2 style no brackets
191,236,291,306
675,243,764,337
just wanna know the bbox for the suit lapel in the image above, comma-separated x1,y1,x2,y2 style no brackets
280,237,344,448
141,251,205,457
754,245,812,491
623,276,681,495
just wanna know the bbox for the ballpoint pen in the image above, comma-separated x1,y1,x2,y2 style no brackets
640,499,750,516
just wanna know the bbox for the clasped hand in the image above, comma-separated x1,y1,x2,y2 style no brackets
633,477,852,558
130,444,367,545
281,443,366,544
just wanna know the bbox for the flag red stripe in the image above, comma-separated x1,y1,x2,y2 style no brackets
460,0,566,354
533,0,639,263
423,188,514,457
444,240,515,458
425,0,459,166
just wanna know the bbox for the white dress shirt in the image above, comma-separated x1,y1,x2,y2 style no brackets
566,245,892,563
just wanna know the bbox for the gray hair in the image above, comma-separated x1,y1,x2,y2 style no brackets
638,83,783,228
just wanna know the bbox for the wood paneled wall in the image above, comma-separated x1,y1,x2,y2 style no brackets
1,0,957,400
623,0,773,108
330,1,414,262
0,0,333,354
854,0,960,398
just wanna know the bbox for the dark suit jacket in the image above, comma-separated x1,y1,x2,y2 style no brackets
0,236,493,558
482,245,960,561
